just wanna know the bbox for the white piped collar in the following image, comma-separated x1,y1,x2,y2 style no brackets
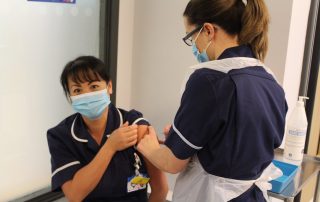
70,108,123,143
71,115,88,143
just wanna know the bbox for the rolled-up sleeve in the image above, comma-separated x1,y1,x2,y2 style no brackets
165,71,217,159
126,109,150,126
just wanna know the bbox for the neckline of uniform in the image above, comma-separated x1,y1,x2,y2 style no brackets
70,104,123,143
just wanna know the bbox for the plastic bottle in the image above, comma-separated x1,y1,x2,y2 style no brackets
284,96,309,163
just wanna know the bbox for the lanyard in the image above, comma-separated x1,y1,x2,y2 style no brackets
133,152,142,176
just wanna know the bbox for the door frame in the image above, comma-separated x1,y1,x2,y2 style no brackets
100,0,120,104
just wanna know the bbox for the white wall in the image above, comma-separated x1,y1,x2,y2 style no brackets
265,0,311,147
116,0,135,109
264,0,293,84
282,0,311,120
130,0,193,133
0,1,100,201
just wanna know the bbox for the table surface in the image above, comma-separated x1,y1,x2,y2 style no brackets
267,148,320,200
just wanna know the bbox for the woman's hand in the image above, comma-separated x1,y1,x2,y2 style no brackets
137,126,160,158
106,122,138,152
137,126,189,174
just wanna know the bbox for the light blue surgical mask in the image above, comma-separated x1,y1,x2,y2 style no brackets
192,43,210,63
192,26,212,63
70,89,111,120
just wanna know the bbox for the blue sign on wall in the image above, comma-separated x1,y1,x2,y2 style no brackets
28,0,76,3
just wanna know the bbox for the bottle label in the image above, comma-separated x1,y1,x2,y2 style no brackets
285,128,306,145
288,129,306,136
284,128,307,161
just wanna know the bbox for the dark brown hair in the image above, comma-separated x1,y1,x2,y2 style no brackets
60,56,110,98
183,0,270,61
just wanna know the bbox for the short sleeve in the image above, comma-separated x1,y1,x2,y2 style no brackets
165,71,218,160
47,128,81,191
124,109,150,126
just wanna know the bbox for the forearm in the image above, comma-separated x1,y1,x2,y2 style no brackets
63,143,115,201
146,146,188,174
137,126,189,174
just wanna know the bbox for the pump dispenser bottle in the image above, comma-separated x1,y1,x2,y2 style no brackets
284,96,309,163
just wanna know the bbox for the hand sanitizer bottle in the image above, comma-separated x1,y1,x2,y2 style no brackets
284,96,309,163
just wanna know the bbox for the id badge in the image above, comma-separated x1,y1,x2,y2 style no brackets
127,174,150,193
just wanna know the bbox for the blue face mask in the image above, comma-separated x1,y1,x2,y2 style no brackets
192,43,210,63
71,89,111,120
192,26,212,63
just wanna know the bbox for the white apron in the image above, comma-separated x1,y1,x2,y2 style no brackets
180,57,279,94
172,156,282,202
174,57,283,202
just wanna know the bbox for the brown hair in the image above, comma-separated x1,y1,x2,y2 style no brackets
183,0,270,61
60,56,110,98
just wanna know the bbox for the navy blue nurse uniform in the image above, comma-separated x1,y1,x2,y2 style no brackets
47,104,149,202
165,45,287,201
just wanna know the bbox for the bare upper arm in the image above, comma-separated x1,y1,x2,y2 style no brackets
162,146,190,173
137,125,165,144
61,180,73,199
137,125,148,143
143,156,168,187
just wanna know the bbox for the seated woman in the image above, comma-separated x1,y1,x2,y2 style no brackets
47,56,168,202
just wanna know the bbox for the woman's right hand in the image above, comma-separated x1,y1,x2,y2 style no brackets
106,122,138,152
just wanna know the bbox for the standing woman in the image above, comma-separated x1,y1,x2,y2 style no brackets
137,0,287,201
47,56,168,202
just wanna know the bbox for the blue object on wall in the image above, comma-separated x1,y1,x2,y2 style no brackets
28,0,76,3
270,160,299,193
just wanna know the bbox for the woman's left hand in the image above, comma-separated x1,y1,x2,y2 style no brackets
136,126,160,158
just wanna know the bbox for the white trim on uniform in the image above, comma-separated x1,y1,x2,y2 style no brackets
71,116,88,143
116,108,123,127
106,108,123,137
132,118,148,125
51,161,81,177
72,107,145,139
106,109,147,137
172,123,203,150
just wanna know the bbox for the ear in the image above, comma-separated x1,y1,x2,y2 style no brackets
203,23,215,40
107,81,113,95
